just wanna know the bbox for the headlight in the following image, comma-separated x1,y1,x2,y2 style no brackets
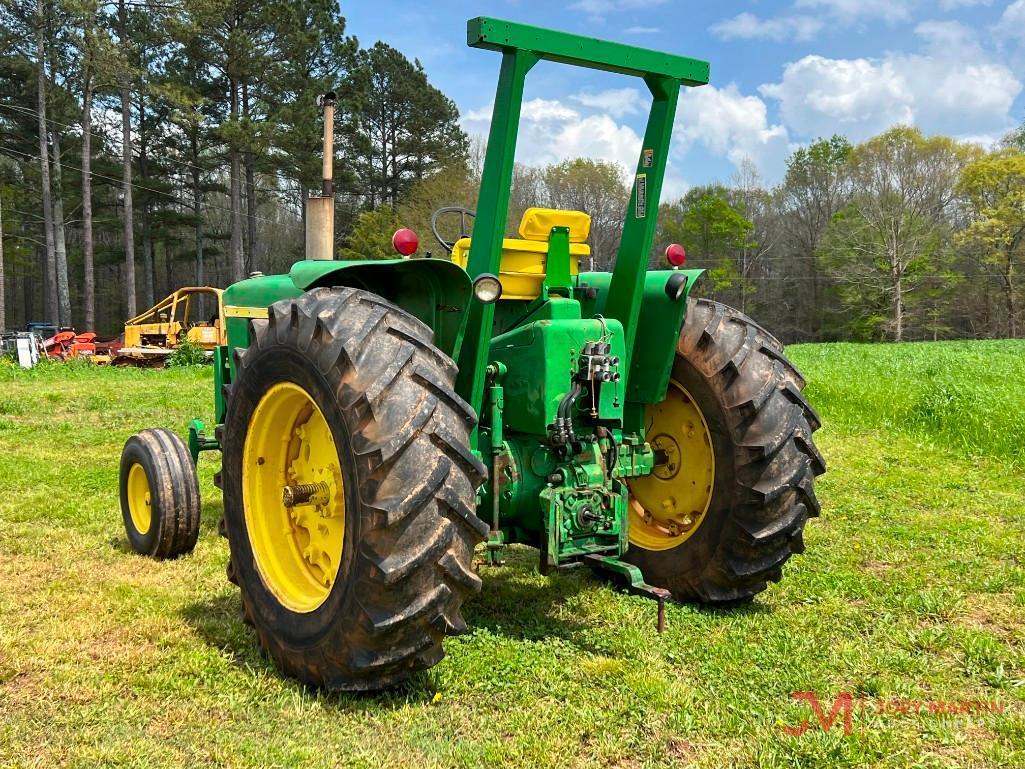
665,272,688,301
473,274,503,304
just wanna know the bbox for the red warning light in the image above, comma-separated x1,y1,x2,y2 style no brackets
392,228,419,256
665,243,686,267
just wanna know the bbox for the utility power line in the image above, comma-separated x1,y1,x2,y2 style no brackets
1,102,234,183
2,145,289,228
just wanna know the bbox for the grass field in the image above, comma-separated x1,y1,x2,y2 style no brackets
1,340,1024,768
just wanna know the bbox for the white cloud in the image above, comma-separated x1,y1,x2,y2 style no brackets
712,12,823,42
996,0,1025,41
914,20,981,53
569,0,667,20
793,0,916,24
548,115,644,173
955,133,1002,149
463,92,693,195
467,85,794,189
761,56,912,139
624,26,659,34
570,88,643,118
711,0,916,43
903,60,1020,136
520,98,580,123
461,97,642,177
711,0,998,44
675,84,792,181
759,37,1022,143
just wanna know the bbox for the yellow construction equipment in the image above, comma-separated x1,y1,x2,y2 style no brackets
115,287,225,365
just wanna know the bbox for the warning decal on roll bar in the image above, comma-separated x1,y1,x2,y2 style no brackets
635,173,647,219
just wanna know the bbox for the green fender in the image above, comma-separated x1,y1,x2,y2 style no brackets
217,259,473,424
579,268,704,412
288,258,473,360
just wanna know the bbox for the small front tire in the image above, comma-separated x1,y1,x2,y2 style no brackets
119,428,202,559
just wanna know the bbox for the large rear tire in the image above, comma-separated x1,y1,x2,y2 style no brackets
221,287,488,691
625,298,825,603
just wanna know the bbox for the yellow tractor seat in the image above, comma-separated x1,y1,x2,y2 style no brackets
451,208,591,300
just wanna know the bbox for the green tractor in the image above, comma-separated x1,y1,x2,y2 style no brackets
118,18,824,691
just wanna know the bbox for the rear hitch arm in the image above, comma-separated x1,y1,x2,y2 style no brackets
583,554,671,633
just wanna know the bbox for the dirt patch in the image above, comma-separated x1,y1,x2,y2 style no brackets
959,593,1022,641
667,737,701,763
148,704,230,740
77,626,159,665
0,670,41,699
0,554,57,594
862,560,894,577
923,725,999,764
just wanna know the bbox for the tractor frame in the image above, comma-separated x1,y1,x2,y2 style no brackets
190,17,712,598
122,16,823,690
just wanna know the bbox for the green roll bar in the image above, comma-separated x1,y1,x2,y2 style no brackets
454,17,710,433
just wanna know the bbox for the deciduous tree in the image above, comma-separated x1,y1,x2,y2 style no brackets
538,158,627,271
957,150,1025,337
660,186,755,303
821,127,977,341
779,135,852,338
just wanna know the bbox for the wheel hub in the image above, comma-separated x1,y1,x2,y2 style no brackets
242,382,346,612
626,380,715,551
126,463,152,535
650,433,681,480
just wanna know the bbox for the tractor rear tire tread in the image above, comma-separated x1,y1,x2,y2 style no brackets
222,286,485,691
626,298,823,605
684,299,822,603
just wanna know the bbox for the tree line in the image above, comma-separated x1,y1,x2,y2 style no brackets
344,124,1025,344
0,0,465,334
1,1,1023,344
661,126,1025,342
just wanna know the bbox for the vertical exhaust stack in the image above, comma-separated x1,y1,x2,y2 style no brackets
306,91,336,261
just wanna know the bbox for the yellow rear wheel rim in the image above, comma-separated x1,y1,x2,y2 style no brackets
126,463,152,535
242,382,346,613
627,380,715,551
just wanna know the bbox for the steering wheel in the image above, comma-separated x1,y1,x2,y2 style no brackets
430,206,476,254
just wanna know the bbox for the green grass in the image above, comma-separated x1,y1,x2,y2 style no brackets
1,344,1024,768
792,340,1025,465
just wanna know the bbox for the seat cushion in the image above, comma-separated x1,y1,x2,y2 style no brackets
517,208,591,243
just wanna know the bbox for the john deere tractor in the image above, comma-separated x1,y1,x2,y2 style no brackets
118,18,824,691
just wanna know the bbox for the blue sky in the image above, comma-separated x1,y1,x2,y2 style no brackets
342,1,1025,193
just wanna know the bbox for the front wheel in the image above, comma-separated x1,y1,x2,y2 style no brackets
625,299,825,603
119,428,201,559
